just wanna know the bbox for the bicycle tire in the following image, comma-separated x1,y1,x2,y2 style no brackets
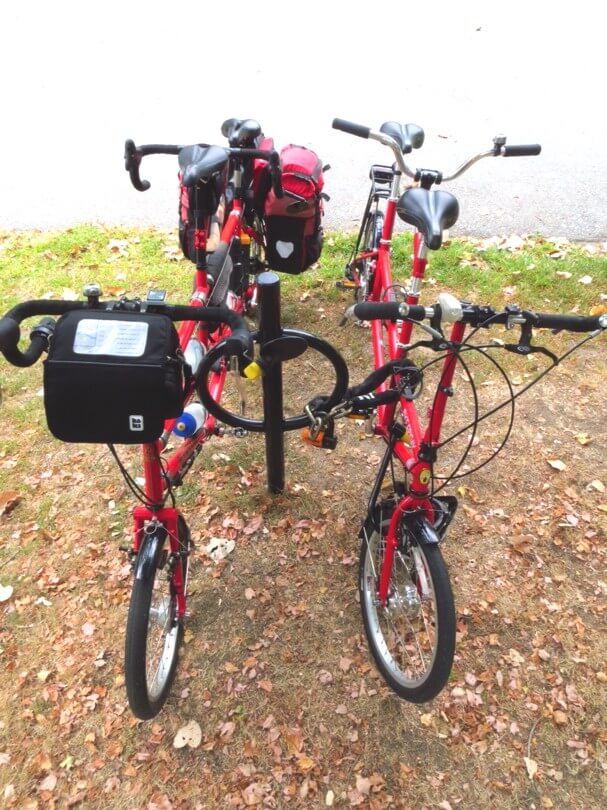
197,328,349,432
124,516,191,719
359,502,455,702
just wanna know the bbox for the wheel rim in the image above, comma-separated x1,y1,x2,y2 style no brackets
146,568,180,701
362,524,439,688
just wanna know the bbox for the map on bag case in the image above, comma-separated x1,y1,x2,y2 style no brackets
73,319,149,356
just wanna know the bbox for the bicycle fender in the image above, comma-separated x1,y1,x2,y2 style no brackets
402,512,440,546
134,531,164,581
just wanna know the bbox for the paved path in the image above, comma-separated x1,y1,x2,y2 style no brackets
1,1,606,239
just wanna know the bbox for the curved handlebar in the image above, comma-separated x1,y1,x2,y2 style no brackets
0,300,253,369
332,118,542,183
125,139,284,197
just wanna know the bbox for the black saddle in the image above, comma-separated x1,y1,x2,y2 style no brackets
221,118,262,147
379,121,425,154
178,145,229,188
396,188,459,250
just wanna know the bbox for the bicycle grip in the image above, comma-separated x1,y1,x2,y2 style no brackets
502,144,542,157
332,118,371,139
529,312,604,332
353,302,427,321
0,317,19,353
124,139,151,192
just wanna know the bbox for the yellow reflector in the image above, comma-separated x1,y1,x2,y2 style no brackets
243,362,262,380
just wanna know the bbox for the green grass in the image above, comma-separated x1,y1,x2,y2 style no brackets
1,224,606,315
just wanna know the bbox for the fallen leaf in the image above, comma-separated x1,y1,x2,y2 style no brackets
173,720,202,749
589,479,605,493
206,537,235,562
575,433,592,446
0,585,14,603
81,622,95,636
38,773,58,792
524,757,538,780
547,459,566,471
245,588,256,601
0,491,20,517
297,756,316,772
339,657,353,672
578,275,593,285
258,679,273,693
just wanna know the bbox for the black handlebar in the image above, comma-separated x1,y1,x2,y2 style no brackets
332,118,371,139
124,139,284,197
0,301,253,368
353,302,427,322
352,300,606,334
501,144,542,157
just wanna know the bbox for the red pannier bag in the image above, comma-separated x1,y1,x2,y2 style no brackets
255,144,327,274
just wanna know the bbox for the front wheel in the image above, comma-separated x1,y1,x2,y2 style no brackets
124,516,191,719
359,504,455,702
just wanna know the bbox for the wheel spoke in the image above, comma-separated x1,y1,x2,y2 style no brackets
359,511,453,699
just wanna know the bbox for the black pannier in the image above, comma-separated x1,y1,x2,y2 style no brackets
43,310,188,444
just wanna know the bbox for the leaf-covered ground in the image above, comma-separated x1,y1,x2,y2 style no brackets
0,230,606,808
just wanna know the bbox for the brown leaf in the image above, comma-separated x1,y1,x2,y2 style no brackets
0,491,20,517
297,756,316,772
553,710,568,725
339,657,353,672
258,679,273,693
286,729,303,756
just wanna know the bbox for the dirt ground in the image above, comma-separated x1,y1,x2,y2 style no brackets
0,294,606,809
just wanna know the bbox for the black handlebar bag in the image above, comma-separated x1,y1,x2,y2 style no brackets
43,310,187,443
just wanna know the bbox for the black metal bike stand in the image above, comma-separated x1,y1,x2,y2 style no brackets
257,272,285,494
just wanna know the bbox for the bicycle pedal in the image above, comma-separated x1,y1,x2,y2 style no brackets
335,280,358,290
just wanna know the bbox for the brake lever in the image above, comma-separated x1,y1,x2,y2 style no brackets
504,322,558,364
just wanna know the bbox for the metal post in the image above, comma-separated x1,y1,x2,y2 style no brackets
257,271,285,494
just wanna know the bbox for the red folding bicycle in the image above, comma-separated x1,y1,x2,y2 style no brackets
302,291,606,702
0,118,341,721
298,119,600,703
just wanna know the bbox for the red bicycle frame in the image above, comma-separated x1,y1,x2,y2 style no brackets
128,197,255,618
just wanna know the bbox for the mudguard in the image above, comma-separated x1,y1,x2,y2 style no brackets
134,530,165,581
402,512,441,546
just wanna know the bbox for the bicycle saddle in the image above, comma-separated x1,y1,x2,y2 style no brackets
396,188,459,250
380,122,425,154
178,145,229,187
221,118,263,147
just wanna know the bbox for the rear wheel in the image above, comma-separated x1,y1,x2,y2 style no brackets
359,504,455,702
354,208,384,301
124,516,191,719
